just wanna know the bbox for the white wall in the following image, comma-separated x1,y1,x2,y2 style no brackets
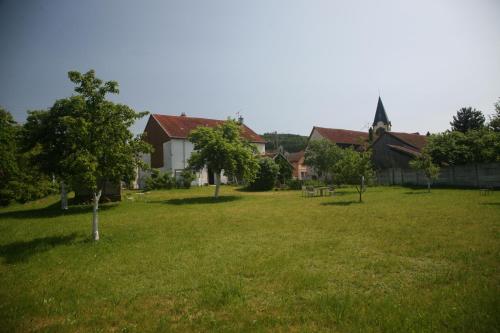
255,143,266,154
309,128,324,141
138,139,264,189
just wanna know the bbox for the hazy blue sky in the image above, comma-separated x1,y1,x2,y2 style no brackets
1,0,499,135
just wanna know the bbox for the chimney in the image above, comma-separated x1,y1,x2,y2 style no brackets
180,112,186,117
238,115,244,124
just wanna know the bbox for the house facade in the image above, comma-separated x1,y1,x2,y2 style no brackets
139,114,265,188
287,151,308,180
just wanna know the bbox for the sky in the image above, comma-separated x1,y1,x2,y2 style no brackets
1,0,499,136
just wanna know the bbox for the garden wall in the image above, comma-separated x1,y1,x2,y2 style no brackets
376,163,500,188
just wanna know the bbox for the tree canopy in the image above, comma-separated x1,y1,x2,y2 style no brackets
248,157,280,191
450,107,485,132
23,70,151,240
425,129,500,165
409,151,440,192
304,139,343,180
188,120,259,198
0,107,55,206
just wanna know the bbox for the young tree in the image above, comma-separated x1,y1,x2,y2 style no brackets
409,151,440,193
450,107,485,132
188,120,259,198
304,139,343,181
333,148,374,202
25,70,151,240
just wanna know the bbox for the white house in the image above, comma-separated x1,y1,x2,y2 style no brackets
138,113,266,188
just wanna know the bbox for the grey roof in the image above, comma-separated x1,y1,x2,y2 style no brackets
373,97,390,126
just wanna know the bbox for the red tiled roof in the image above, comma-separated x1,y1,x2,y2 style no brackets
313,127,368,145
152,114,265,143
387,144,422,157
287,151,304,163
389,132,427,150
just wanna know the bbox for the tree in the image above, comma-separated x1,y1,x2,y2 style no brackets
426,130,500,165
26,70,151,240
489,98,500,132
304,139,343,181
409,151,440,192
450,107,485,132
0,108,20,205
0,108,55,206
188,120,259,198
274,155,293,184
23,101,85,209
333,148,374,202
248,157,280,191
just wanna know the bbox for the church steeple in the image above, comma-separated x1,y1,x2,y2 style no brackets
372,96,391,134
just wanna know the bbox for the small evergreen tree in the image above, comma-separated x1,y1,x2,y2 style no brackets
450,107,485,132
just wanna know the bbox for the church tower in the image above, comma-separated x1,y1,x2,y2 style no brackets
372,96,391,135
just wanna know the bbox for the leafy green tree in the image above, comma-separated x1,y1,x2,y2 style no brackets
332,148,374,202
409,151,440,192
248,157,280,191
274,155,293,184
188,120,259,198
304,139,343,181
426,130,500,165
0,108,55,206
26,70,151,240
450,107,485,132
0,108,20,205
23,101,85,209
489,98,500,132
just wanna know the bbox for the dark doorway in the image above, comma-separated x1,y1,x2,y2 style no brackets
208,168,215,185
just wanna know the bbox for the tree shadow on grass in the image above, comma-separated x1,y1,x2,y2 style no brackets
480,202,500,206
321,200,360,206
157,196,243,205
0,233,79,264
403,191,430,195
0,201,117,220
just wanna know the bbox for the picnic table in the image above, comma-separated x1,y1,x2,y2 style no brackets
302,185,334,197
315,186,331,197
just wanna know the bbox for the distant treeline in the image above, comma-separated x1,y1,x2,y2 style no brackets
261,133,308,153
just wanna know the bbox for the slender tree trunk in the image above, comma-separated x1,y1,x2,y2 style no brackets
61,181,68,210
427,179,431,193
356,186,362,203
214,173,221,199
92,189,102,241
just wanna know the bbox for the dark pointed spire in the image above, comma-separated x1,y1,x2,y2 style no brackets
373,96,390,126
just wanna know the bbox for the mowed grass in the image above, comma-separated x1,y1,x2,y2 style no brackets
0,186,499,332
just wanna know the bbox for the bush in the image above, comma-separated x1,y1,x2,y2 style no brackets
178,170,196,189
248,158,280,191
145,169,196,190
145,169,175,190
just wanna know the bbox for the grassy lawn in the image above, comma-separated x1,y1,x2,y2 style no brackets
0,186,499,332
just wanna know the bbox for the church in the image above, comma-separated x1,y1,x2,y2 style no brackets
298,97,428,179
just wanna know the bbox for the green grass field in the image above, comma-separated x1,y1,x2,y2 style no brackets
1,186,499,332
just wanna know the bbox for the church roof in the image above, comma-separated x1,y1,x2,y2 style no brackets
373,97,390,126
150,114,265,143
